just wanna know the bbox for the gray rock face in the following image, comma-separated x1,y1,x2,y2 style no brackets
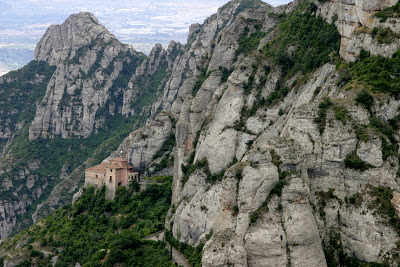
3,0,400,265
25,40,182,232
149,1,400,265
316,0,400,61
30,12,137,140
35,12,102,65
109,112,173,171
0,160,47,239
0,200,29,239
168,60,399,265
0,11,183,239
29,12,180,141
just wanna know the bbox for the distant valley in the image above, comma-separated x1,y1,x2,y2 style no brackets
0,0,231,76
0,47,34,76
1,0,399,266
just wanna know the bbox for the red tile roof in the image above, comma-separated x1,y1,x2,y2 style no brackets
85,163,108,173
85,158,134,173
112,157,127,162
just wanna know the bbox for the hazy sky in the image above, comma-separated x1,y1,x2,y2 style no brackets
0,0,292,74
0,0,292,50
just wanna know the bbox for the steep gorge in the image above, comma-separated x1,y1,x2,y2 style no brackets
0,12,181,239
1,0,400,266
116,0,400,265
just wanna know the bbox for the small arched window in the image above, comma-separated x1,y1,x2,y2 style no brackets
109,176,112,183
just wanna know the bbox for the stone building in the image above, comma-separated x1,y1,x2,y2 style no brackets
84,157,139,200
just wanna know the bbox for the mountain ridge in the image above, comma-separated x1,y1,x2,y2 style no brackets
1,0,400,266
0,10,180,241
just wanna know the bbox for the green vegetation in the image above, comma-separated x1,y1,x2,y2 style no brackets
0,61,56,131
249,150,292,224
152,155,175,173
132,56,170,113
367,185,400,235
79,40,107,79
220,66,233,84
242,67,257,95
151,131,176,173
314,98,350,134
269,179,288,197
0,179,173,266
0,110,146,230
270,149,282,167
165,230,202,267
333,105,350,125
346,185,400,238
181,158,224,186
101,50,146,113
220,0,269,17
346,192,364,208
316,189,340,219
355,125,369,142
369,116,399,160
234,0,269,16
236,26,267,57
336,68,352,88
181,157,207,186
375,3,400,22
240,1,341,116
71,40,96,64
264,2,340,78
344,152,373,171
372,27,399,44
348,50,400,96
143,175,173,183
249,177,288,224
153,132,176,160
264,80,290,106
0,41,173,234
192,64,210,97
355,89,374,110
323,228,386,267
315,98,333,134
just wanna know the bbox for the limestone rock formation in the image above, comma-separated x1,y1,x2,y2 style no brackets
35,12,103,65
317,0,400,61
0,11,182,239
114,0,400,265
109,112,173,172
2,0,400,266
29,12,180,140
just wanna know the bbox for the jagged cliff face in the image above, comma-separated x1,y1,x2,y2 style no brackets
29,12,181,140
1,0,400,265
113,0,400,265
317,0,400,61
0,12,181,239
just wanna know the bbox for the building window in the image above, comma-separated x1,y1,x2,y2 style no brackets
109,176,112,183
118,182,122,187
110,169,113,172
96,175,98,178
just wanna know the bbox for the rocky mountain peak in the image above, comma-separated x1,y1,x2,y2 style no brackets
221,0,272,10
34,12,113,65
28,11,179,141
2,0,400,265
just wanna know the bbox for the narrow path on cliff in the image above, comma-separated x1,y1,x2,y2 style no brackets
144,231,192,267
